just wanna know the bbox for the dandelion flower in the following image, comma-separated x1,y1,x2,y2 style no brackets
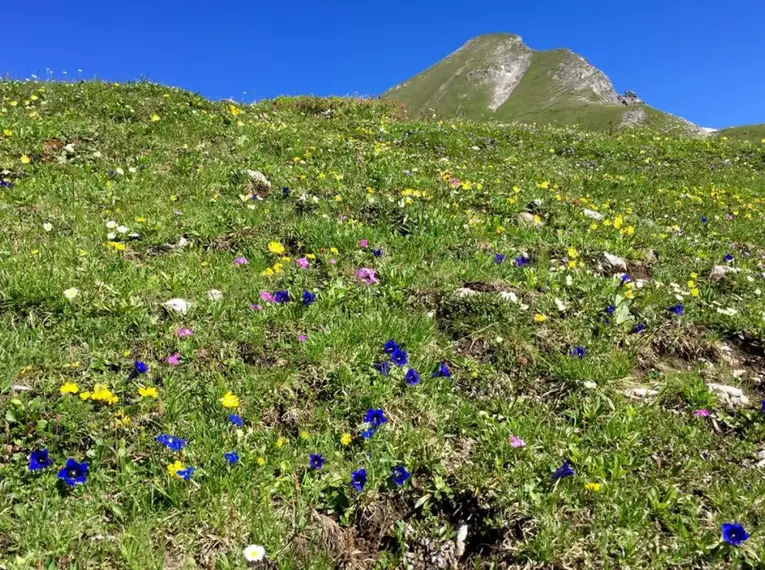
220,392,240,408
21,154,31,164
340,433,352,446
60,382,79,395
138,386,158,398
267,241,285,255
584,482,602,492
533,314,547,323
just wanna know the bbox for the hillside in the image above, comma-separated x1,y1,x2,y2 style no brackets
385,34,699,133
2,81,765,569
718,124,765,142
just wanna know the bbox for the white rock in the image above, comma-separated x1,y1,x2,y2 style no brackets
583,381,598,390
455,524,468,558
177,236,189,248
453,287,479,298
583,208,603,221
707,382,750,408
244,170,271,191
623,387,659,399
517,212,540,226
498,291,518,303
163,298,192,314
710,265,735,280
206,289,224,302
604,253,628,272
554,298,567,312
757,449,765,461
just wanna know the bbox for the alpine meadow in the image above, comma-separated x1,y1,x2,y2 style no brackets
2,76,765,570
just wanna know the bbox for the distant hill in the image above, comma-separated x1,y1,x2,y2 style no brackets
718,124,765,142
384,33,701,133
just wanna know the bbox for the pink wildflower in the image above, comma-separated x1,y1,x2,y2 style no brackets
359,239,369,248
329,258,337,265
234,256,248,265
260,291,275,303
509,435,526,448
296,257,309,269
165,353,181,366
694,409,710,417
250,303,263,311
356,267,379,285
177,328,194,338
450,177,460,187
297,334,307,342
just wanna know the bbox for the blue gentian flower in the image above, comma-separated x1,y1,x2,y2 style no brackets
405,368,420,386
301,290,316,306
669,303,684,316
281,186,290,196
365,408,387,427
228,413,243,427
0,180,13,189
619,274,631,286
372,248,383,257
724,253,734,263
606,305,616,315
383,339,399,355
552,460,575,481
175,467,194,480
493,253,506,264
515,255,530,267
351,468,367,492
391,348,408,366
58,458,88,486
701,216,708,224
274,290,290,303
632,323,646,334
432,362,451,378
761,399,765,414
155,434,187,452
224,451,239,465
309,453,325,470
570,346,585,359
361,427,376,439
134,361,148,374
391,465,410,486
721,523,750,546
29,449,52,471
373,361,390,376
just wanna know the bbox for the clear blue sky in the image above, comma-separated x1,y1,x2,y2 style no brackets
3,0,763,129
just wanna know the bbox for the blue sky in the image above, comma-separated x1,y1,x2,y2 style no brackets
3,0,763,129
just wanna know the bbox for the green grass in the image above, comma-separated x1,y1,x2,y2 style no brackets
718,124,765,143
2,81,765,569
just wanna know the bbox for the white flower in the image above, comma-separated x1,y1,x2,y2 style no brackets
43,222,53,232
583,381,598,390
117,225,129,234
63,287,79,300
105,220,117,229
243,544,265,562
106,232,117,240
116,167,124,175
206,289,223,302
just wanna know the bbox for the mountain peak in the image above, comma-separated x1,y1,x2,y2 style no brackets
385,34,698,133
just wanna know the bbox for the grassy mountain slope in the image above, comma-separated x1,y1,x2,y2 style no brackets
718,124,765,142
385,34,697,133
2,81,765,568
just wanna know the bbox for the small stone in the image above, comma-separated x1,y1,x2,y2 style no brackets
604,253,628,272
757,449,765,461
244,170,271,192
498,291,518,303
710,265,735,281
623,387,659,399
583,381,598,390
707,382,750,408
162,298,192,315
517,212,537,226
206,289,224,302
11,385,32,392
455,524,468,558
453,287,479,298
583,208,604,221
177,236,189,248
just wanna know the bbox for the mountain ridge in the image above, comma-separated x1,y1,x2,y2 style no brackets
384,33,702,134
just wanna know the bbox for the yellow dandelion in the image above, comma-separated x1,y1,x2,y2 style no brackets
79,391,91,400
256,456,266,466
138,386,158,399
220,391,240,408
167,460,184,478
613,215,624,230
229,104,241,116
300,430,309,440
275,436,286,449
691,288,700,297
60,382,79,395
151,114,160,122
268,241,285,255
585,482,601,492
3,129,12,137
20,154,31,164
340,433,352,446
589,222,598,231
533,313,547,323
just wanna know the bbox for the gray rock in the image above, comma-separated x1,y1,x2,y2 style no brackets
453,287,479,298
517,212,539,226
710,265,735,280
623,387,659,399
707,382,750,408
604,252,628,272
163,298,192,315
244,170,271,192
583,208,604,221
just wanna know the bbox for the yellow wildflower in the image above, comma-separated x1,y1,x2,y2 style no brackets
135,217,146,223
306,254,316,260
60,382,79,395
3,129,12,136
275,436,287,449
690,272,698,279
624,226,635,236
567,247,579,259
687,280,696,288
330,247,339,255
589,223,598,230
167,460,185,478
220,391,240,408
261,267,274,277
90,384,118,405
268,241,285,255
79,391,91,400
300,431,309,440
138,386,158,398
21,154,31,164
585,482,602,492
691,288,700,297
151,114,160,122
229,104,241,116
105,241,126,251
613,215,624,230
533,314,547,323
340,433,352,446
257,456,266,466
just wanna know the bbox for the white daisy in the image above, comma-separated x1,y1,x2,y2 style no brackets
63,287,79,300
243,544,265,562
